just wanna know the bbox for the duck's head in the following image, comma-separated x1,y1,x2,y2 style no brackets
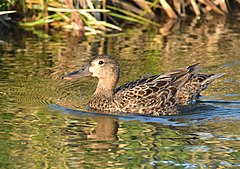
63,55,120,82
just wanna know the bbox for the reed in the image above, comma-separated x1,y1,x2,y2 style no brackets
1,0,239,35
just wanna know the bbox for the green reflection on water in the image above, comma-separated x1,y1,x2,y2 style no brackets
0,16,240,168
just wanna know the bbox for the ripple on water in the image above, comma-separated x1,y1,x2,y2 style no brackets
0,15,240,168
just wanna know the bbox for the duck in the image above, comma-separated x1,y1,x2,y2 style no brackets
63,55,224,116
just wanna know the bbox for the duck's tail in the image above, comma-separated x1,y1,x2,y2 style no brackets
176,72,225,105
201,73,225,85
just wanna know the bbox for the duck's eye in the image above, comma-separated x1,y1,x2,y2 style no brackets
98,60,104,65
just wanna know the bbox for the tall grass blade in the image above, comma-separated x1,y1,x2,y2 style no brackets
107,5,159,26
108,12,145,24
0,11,16,16
159,0,178,18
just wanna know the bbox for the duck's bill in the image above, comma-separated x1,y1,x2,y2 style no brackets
62,66,92,80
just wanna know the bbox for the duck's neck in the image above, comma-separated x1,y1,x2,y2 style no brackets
93,76,119,99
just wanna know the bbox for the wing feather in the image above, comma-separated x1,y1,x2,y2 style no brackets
113,64,197,115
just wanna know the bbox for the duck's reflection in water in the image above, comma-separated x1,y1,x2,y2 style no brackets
86,116,118,149
62,114,119,150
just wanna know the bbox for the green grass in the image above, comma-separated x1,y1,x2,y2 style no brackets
0,0,239,35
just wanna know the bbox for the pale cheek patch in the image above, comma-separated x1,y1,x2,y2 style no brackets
89,66,93,73
89,66,97,77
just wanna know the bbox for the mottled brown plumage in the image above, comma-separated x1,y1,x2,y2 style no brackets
176,73,224,105
63,55,223,116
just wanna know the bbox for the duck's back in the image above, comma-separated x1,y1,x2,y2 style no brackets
113,65,196,115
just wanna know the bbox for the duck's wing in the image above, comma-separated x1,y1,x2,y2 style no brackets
113,64,199,115
176,73,224,104
114,74,160,94
115,63,199,94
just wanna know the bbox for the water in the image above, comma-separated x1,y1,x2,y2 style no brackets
0,16,240,168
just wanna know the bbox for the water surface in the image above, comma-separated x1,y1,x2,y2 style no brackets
0,16,240,168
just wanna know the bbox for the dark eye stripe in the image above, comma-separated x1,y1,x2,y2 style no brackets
98,60,104,65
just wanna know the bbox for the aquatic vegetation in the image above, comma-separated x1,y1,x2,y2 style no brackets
0,0,239,35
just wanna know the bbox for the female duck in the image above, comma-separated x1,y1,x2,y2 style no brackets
63,55,223,116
